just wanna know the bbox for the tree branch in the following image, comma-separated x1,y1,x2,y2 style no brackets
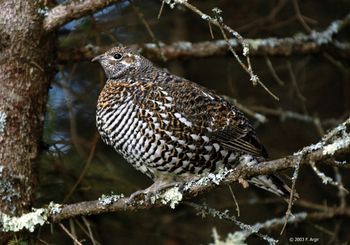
46,116,350,223
1,116,349,232
43,0,122,32
58,40,350,63
57,12,350,62
192,202,350,243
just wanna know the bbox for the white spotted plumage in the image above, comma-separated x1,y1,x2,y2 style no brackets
94,46,292,198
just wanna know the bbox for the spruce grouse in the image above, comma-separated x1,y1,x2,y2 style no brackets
92,46,291,198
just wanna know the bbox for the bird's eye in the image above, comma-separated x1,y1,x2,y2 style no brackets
113,53,123,60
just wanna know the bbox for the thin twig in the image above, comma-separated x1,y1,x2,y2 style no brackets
265,56,285,86
82,217,98,245
313,116,325,136
219,24,280,100
171,0,280,100
59,223,83,245
227,185,240,217
281,156,301,234
236,0,287,32
249,105,340,126
295,200,329,212
132,2,166,61
333,167,347,209
310,161,349,193
59,65,87,157
287,61,306,102
157,0,165,19
63,133,99,202
292,0,312,32
323,52,349,74
208,22,214,39
186,202,277,244
223,97,267,123
69,219,78,245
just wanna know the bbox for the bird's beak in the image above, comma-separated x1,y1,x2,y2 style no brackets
91,54,106,62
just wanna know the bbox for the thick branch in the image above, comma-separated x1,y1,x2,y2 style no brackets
58,38,350,63
46,117,350,223
43,0,122,32
1,117,349,231
57,11,350,62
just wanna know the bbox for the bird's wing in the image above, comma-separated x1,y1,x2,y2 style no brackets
157,77,267,158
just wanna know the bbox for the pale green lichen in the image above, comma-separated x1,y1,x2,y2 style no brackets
48,202,62,215
247,39,263,51
254,113,267,123
184,168,232,191
157,186,183,209
294,117,350,157
37,6,49,17
212,8,223,22
0,208,48,232
0,202,64,232
164,0,187,9
194,203,278,244
175,41,192,50
210,228,247,245
0,111,7,134
323,134,350,156
212,8,222,15
242,46,249,56
310,20,341,45
249,74,258,85
98,193,124,205
0,176,20,212
293,141,323,156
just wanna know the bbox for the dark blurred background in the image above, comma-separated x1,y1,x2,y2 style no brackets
37,0,350,244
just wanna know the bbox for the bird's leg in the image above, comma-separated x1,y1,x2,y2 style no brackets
126,180,183,205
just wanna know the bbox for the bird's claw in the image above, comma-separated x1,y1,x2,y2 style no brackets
125,182,183,206
125,189,153,206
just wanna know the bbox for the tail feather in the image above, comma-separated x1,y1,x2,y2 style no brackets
249,174,297,199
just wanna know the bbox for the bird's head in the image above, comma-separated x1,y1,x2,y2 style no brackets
92,46,147,79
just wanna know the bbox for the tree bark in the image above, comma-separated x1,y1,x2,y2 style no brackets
0,0,55,241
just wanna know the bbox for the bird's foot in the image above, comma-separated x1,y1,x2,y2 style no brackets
125,181,183,206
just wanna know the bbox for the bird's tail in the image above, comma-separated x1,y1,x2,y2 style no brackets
248,174,298,199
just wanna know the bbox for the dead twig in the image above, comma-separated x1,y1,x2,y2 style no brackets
59,223,83,245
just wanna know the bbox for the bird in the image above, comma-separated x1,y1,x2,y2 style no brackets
92,46,291,200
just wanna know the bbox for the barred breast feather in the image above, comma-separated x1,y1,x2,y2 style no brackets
94,46,292,198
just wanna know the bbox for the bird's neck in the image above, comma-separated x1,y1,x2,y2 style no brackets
127,66,165,83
